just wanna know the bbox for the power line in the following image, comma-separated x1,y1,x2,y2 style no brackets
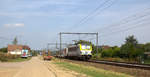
51,0,116,43
68,0,117,41
100,19,150,37
73,0,111,27
70,0,117,29
90,8,150,38
79,0,117,26
96,8,150,32
85,7,150,41
100,15,150,34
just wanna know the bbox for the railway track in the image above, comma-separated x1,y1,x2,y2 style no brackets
88,60,150,70
58,57,150,70
62,58,150,70
62,58,150,77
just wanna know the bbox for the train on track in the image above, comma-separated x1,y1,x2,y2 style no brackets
59,44,92,60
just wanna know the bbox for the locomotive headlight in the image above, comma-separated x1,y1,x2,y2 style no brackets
81,50,92,55
81,51,85,55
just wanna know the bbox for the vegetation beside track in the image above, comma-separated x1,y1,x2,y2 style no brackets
144,59,150,64
53,59,132,77
91,35,150,64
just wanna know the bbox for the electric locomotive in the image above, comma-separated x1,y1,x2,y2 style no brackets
62,44,92,60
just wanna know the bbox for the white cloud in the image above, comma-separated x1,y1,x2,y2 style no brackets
4,23,24,27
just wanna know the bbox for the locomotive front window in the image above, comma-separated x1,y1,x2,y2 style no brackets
81,45,91,50
86,46,91,49
81,45,86,49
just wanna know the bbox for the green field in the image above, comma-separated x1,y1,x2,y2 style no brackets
53,60,132,77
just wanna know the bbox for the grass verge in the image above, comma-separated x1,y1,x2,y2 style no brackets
53,60,132,77
7,57,32,62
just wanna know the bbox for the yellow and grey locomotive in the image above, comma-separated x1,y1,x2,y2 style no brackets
62,44,92,60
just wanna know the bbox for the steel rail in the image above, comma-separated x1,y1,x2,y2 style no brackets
88,60,150,70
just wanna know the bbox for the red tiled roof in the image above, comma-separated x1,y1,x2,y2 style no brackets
101,45,110,50
7,44,30,52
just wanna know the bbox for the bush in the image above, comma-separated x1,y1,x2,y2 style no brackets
101,47,121,58
0,47,7,53
0,53,8,61
0,52,20,62
112,47,121,57
101,48,113,57
92,53,101,60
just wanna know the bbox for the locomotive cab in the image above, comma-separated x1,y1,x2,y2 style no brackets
79,44,92,55
79,44,92,60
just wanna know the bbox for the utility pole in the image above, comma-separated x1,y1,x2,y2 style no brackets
56,41,58,49
47,43,49,52
60,32,62,55
96,32,98,54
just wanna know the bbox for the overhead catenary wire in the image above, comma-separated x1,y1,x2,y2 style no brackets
88,8,150,46
72,0,111,27
100,19,150,37
83,8,150,41
69,0,117,41
97,22,150,46
95,8,150,32
99,15,150,35
48,0,106,44
70,0,117,30
85,7,150,39
51,0,116,46
78,0,117,26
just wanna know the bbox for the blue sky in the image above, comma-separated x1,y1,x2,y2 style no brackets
0,0,150,50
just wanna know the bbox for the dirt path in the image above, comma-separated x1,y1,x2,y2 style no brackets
0,60,25,77
0,57,78,77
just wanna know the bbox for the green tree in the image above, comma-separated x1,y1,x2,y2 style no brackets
125,35,138,45
112,46,120,57
101,48,113,57
12,37,18,45
120,43,132,58
120,35,144,59
144,43,150,52
0,47,7,53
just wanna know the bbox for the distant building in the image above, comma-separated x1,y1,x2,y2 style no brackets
7,44,30,55
101,45,111,50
